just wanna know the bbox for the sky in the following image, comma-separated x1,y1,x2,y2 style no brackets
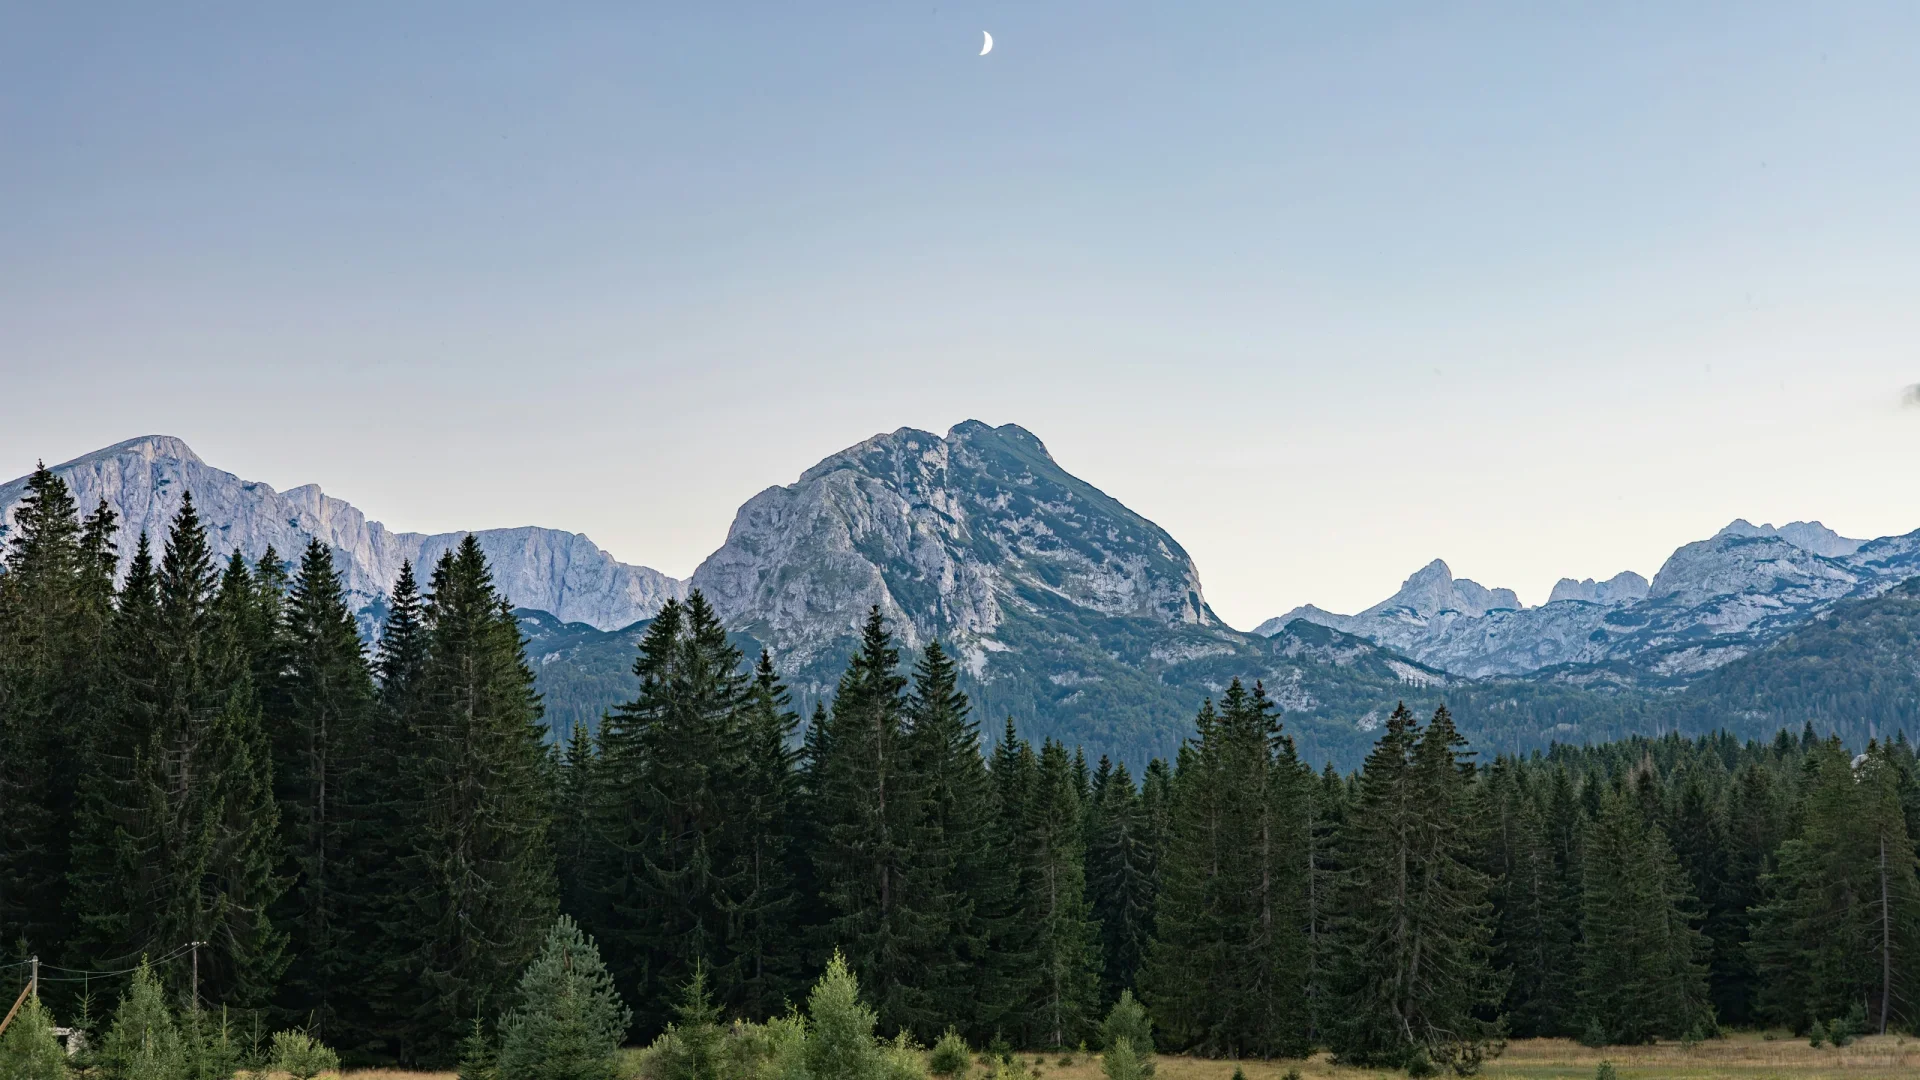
3,2,1920,630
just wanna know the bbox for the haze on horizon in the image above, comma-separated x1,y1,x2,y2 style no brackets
4,3,1918,630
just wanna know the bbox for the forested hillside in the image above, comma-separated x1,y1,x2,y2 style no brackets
4,465,1918,1074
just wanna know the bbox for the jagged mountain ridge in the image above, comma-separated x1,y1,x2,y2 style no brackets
0,436,687,633
1257,520,1920,681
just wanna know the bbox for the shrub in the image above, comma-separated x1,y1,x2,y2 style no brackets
1405,1046,1437,1078
880,1033,926,1080
0,995,70,1080
268,1030,340,1080
1829,1004,1866,1048
1099,1038,1141,1080
1578,1017,1609,1048
1595,1063,1617,1080
1098,992,1154,1075
496,917,634,1080
653,965,726,1080
929,1029,971,1078
1808,1020,1827,1048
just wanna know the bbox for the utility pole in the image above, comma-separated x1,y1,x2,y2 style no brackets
189,941,208,1009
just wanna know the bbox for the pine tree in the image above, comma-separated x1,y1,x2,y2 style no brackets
1086,759,1153,1008
1020,738,1102,1049
1578,789,1712,1044
1488,761,1576,1038
980,718,1040,1041
386,538,557,1063
901,640,994,1033
1751,738,1920,1034
0,993,69,1080
95,961,188,1080
495,917,631,1080
334,562,429,1060
1144,682,1311,1058
1327,705,1501,1072
67,492,288,1009
553,721,598,924
269,540,375,1037
804,608,943,1040
0,466,112,965
723,648,803,1022
1715,760,1785,1026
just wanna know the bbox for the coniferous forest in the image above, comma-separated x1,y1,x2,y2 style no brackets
4,467,1920,1074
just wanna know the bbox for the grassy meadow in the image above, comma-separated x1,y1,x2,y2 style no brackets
314,1032,1920,1080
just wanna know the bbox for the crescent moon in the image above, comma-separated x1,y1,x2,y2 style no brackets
980,31,993,56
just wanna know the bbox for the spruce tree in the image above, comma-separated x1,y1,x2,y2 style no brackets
269,540,375,1037
386,538,557,1063
67,493,287,1009
980,718,1040,1041
1021,739,1102,1049
1327,705,1501,1072
1578,789,1712,1044
805,608,943,1040
334,561,428,1060
552,721,598,924
0,466,112,964
495,917,631,1080
1751,738,1920,1034
1086,760,1153,1008
727,650,802,1020
1488,761,1576,1038
901,640,994,1033
1144,681,1310,1058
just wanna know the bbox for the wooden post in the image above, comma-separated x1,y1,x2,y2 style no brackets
0,981,30,1039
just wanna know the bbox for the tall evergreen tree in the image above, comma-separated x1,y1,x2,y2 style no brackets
67,492,288,1008
1327,705,1501,1072
804,607,943,1040
385,538,557,1063
899,640,993,1033
269,540,376,1037
0,466,113,963
726,648,803,1020
1578,789,1713,1044
1487,760,1576,1039
1021,738,1102,1049
1145,681,1311,1058
553,721,599,923
1751,738,1920,1034
1086,759,1153,1008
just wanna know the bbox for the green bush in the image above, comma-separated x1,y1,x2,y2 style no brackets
0,995,70,1080
1828,1004,1866,1048
929,1029,971,1079
496,917,634,1080
1579,1017,1610,1048
1099,1038,1141,1080
1595,1062,1618,1080
879,1032,926,1080
1808,1020,1827,1048
458,1014,498,1080
268,1030,340,1080
652,966,726,1080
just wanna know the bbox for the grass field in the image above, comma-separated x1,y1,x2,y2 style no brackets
322,1032,1920,1080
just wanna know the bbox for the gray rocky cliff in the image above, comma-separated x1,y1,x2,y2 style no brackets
691,420,1219,681
0,436,685,632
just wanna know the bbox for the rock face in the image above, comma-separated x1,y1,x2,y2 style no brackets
1258,519,1919,683
0,436,685,632
692,421,1217,679
1547,572,1651,606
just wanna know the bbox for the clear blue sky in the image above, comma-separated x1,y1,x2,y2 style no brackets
4,3,1919,627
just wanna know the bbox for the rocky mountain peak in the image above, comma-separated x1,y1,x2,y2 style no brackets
1360,558,1521,619
1547,571,1651,606
1713,518,1865,558
691,420,1216,679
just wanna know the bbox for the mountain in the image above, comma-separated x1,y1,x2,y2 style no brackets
1258,519,1920,683
0,436,686,633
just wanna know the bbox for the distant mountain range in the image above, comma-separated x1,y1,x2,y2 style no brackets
1256,519,1920,683
7,428,1918,768
0,436,686,637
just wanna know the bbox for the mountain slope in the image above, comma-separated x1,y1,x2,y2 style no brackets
0,436,686,632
